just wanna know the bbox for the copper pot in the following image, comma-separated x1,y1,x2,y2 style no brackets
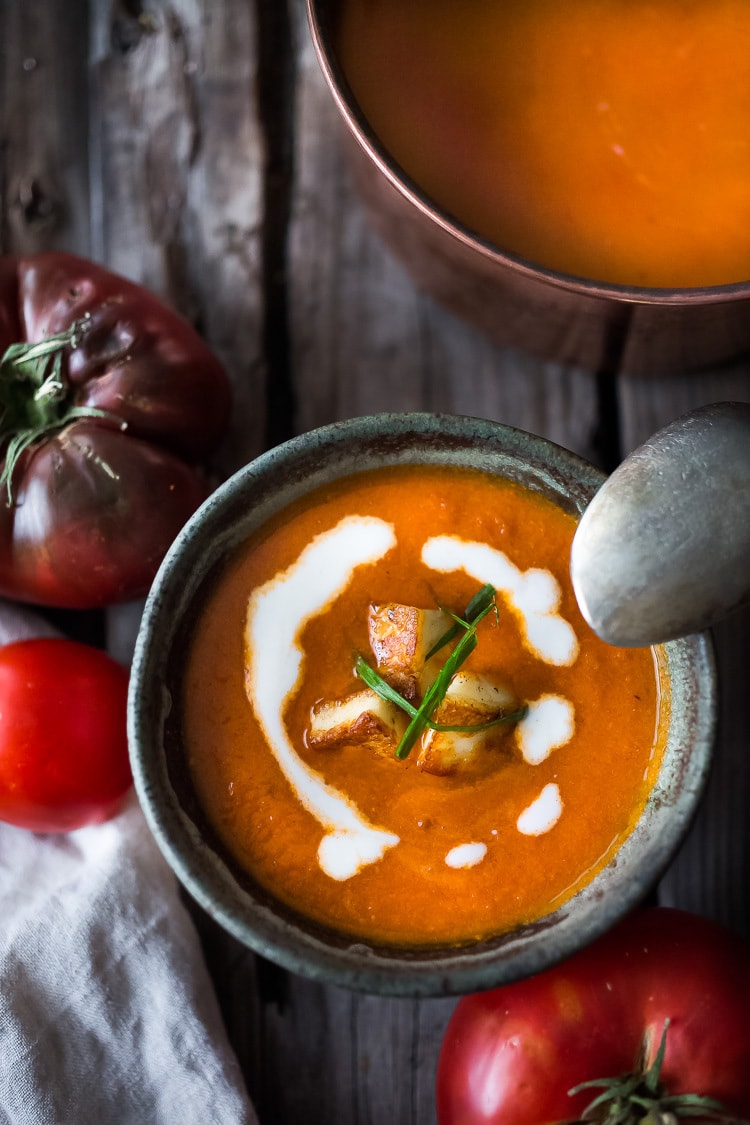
307,0,750,377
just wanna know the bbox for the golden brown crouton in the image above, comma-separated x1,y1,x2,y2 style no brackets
417,672,518,776
368,603,450,701
308,689,407,757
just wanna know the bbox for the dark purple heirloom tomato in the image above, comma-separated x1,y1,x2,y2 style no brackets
0,253,231,607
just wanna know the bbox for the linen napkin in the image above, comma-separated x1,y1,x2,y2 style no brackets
0,602,257,1125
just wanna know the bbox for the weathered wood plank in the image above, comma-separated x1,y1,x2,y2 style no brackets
619,369,750,939
89,0,266,476
658,604,750,937
0,0,91,255
619,366,750,447
230,968,451,1125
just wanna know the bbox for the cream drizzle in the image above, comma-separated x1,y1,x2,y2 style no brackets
445,842,487,869
244,516,400,881
516,695,576,765
517,783,563,835
421,536,579,665
245,524,580,882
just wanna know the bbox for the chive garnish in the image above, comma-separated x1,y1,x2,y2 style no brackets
394,604,487,759
425,582,496,661
355,655,420,718
424,707,528,735
356,585,527,760
356,652,528,736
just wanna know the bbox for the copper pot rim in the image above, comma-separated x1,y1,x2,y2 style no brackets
307,0,750,309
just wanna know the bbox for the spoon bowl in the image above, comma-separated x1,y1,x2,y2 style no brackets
571,402,750,647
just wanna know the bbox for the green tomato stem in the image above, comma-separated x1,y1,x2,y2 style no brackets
0,316,124,504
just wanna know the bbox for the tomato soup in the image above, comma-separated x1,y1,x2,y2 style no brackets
182,466,665,947
337,0,750,288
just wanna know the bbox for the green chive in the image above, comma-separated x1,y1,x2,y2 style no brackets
355,584,527,761
354,655,419,718
425,582,496,660
425,706,528,735
355,654,527,734
394,600,494,760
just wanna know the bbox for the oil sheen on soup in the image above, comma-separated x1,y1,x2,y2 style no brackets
338,0,750,288
183,466,665,947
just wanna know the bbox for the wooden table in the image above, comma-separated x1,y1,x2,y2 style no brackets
2,3,749,1121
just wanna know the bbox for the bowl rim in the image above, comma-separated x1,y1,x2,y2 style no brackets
128,412,717,997
305,0,750,307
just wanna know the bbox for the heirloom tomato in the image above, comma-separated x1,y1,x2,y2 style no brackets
437,908,750,1124
0,252,231,607
0,637,131,833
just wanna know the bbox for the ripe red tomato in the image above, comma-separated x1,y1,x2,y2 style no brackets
436,908,750,1124
0,638,132,833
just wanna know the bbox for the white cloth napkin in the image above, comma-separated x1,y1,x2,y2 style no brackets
0,603,258,1125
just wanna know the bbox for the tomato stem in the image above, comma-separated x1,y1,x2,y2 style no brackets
568,1021,749,1125
0,316,125,504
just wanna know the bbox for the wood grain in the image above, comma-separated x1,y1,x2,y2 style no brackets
619,369,750,939
89,0,266,476
0,0,91,256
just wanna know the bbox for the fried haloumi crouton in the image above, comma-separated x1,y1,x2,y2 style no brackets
368,603,450,701
308,689,407,757
417,672,518,776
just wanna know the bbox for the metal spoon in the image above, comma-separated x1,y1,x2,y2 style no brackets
570,401,750,646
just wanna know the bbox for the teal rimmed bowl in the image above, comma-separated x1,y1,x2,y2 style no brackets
128,413,716,997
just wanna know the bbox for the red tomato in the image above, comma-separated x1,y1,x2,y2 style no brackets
0,252,231,608
0,638,132,833
436,908,750,1124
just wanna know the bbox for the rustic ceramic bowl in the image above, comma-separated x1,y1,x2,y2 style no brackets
306,0,750,377
128,414,716,997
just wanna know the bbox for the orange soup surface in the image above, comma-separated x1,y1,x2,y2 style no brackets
183,466,665,947
338,0,750,288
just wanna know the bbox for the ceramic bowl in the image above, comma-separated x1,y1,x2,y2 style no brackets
128,413,716,997
306,0,750,377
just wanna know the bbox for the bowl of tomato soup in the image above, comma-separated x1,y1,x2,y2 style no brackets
308,0,750,375
129,414,716,996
